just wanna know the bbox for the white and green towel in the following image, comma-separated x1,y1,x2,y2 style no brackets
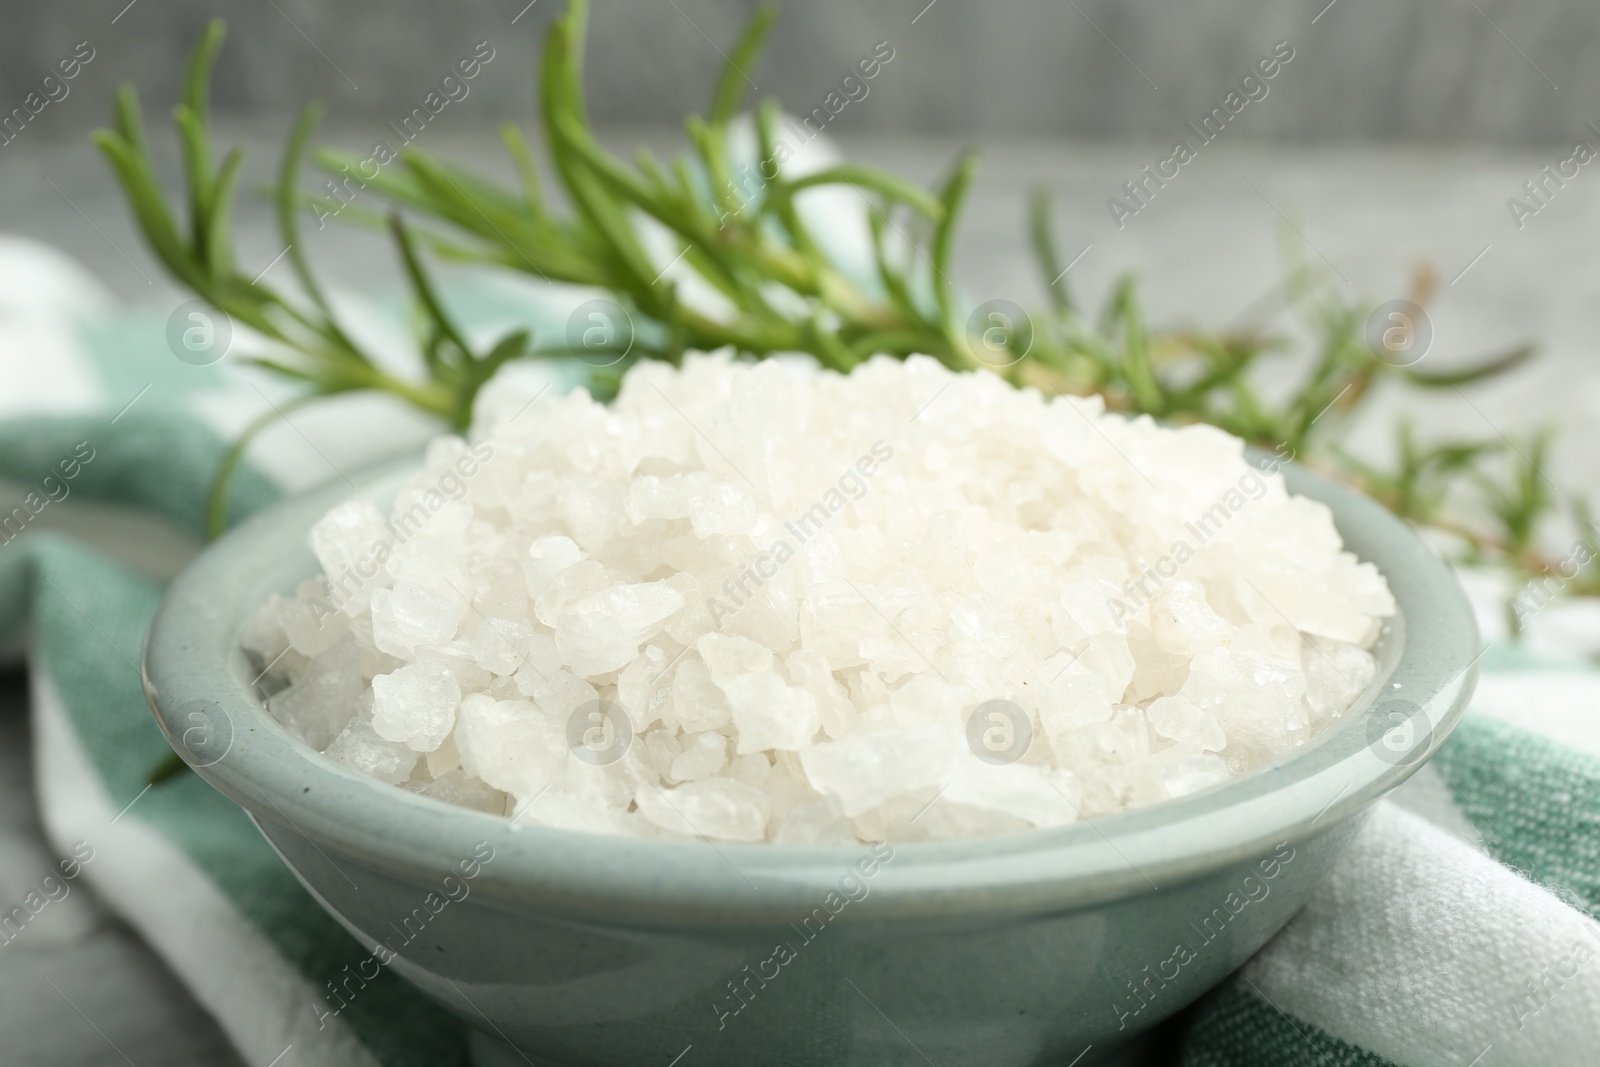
3,236,1598,1067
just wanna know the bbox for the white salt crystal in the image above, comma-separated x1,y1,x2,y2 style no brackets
1123,620,1191,704
370,581,462,657
415,640,492,694
1145,694,1228,752
643,728,684,775
455,694,566,796
510,633,563,688
668,658,732,733
309,499,392,616
403,769,507,815
469,616,534,676
1065,705,1152,772
1303,637,1378,725
1078,631,1136,703
616,651,674,732
634,778,771,841
723,672,820,753
382,500,472,593
512,665,597,721
895,797,1031,841
571,581,684,644
472,559,529,621
557,476,626,552
696,633,773,685
941,762,1082,828
371,661,461,751
324,719,418,785
277,591,348,659
266,637,361,750
1237,562,1372,645
254,353,1395,842
1151,748,1231,799
729,751,773,785
1038,660,1115,759
534,559,609,628
686,475,758,538
565,754,636,812
784,648,855,738
241,594,292,668
625,474,693,523
669,731,727,782
1176,646,1311,764
799,727,959,817
1150,580,1235,656
1058,559,1130,637
525,535,584,594
426,731,462,778
555,612,637,677
772,799,857,845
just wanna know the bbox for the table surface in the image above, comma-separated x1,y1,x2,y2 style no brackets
2,122,1595,1065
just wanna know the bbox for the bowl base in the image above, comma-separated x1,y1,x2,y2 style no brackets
1082,1025,1175,1066
465,1024,1176,1066
468,1030,577,1067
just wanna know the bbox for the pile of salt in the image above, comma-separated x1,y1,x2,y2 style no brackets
243,353,1393,843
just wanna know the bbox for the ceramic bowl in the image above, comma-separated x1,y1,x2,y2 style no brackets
142,454,1478,1067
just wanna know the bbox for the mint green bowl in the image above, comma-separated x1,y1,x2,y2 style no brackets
142,454,1478,1067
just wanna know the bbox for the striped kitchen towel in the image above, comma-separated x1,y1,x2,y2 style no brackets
2,235,1597,1067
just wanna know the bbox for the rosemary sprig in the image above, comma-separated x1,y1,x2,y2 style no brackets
97,1,1594,634
92,21,541,533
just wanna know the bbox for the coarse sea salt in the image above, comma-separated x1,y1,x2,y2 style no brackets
243,353,1394,844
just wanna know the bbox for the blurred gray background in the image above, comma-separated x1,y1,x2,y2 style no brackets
0,0,1592,143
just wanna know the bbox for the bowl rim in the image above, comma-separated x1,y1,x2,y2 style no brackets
143,450,1479,924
